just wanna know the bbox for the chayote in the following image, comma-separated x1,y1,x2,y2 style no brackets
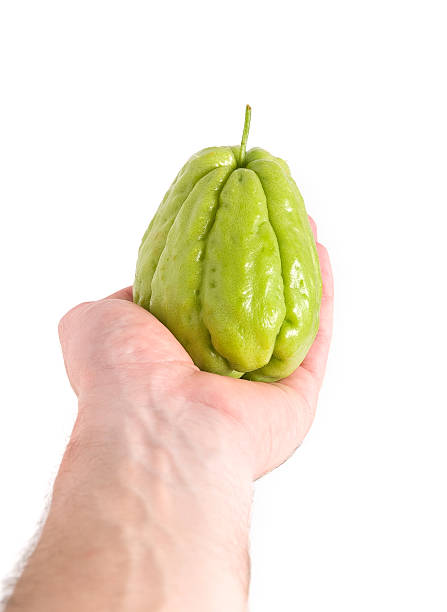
134,107,322,382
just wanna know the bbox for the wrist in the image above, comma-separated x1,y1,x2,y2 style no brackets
54,393,253,611
73,389,254,491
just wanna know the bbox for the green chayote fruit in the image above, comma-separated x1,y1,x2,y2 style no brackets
134,107,322,382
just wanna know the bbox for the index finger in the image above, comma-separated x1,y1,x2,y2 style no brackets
299,242,334,383
281,241,334,393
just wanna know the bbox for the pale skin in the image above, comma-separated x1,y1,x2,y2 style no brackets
5,219,333,612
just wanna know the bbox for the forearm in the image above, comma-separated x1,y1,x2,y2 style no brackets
7,397,253,611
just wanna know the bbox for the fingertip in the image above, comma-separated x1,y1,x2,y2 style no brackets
316,243,334,298
103,286,134,301
316,242,330,263
308,215,317,239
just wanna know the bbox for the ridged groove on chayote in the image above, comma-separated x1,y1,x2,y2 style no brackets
134,106,322,382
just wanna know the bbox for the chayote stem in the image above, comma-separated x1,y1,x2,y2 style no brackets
238,104,251,167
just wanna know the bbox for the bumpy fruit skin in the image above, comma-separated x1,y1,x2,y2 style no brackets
134,145,322,382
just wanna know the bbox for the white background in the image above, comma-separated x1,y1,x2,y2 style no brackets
1,1,446,610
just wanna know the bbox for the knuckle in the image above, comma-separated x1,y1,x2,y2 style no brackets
58,301,92,336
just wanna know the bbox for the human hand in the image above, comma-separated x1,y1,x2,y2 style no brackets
59,218,333,480
7,219,333,612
